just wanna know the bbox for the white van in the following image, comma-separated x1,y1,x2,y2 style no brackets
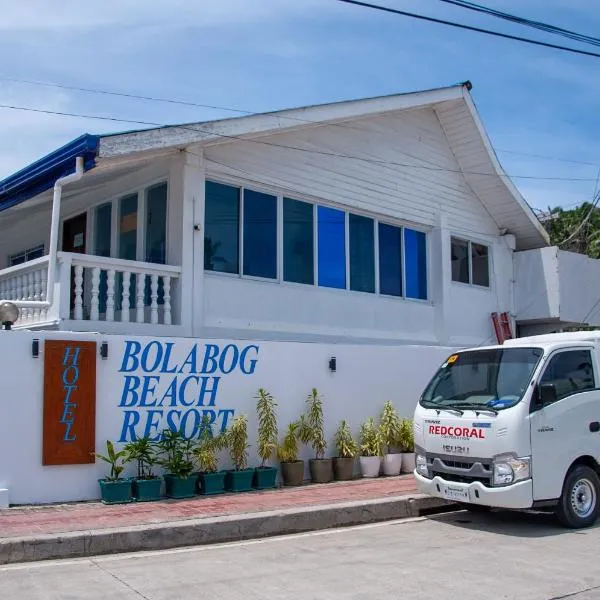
413,332,600,528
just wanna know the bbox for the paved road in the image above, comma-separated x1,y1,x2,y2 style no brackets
2,509,600,599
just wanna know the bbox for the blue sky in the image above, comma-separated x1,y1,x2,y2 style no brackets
1,0,600,211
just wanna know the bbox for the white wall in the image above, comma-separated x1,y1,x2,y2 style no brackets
0,330,452,505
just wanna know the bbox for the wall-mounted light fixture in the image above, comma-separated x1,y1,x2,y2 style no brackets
100,342,108,360
31,338,40,358
328,356,337,372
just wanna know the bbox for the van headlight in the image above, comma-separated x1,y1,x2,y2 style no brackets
415,453,430,478
492,455,531,486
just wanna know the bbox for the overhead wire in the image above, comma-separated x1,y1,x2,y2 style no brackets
335,0,600,59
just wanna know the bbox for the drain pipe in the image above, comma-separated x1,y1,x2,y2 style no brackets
11,156,85,310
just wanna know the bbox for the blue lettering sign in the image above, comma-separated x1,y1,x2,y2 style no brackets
60,345,81,442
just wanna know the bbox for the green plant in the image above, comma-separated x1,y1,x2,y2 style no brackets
124,436,158,479
359,418,382,457
95,440,130,481
156,429,195,478
277,421,300,463
334,420,358,458
379,401,402,454
256,388,278,467
398,418,414,453
193,416,226,473
299,388,327,459
227,414,250,471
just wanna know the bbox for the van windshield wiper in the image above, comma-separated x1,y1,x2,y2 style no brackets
420,400,463,415
446,402,498,415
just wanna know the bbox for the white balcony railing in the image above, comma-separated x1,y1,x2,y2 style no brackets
0,252,182,330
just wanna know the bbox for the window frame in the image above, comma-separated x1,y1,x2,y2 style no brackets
535,347,598,406
8,244,45,267
450,235,491,289
204,175,431,302
64,177,170,265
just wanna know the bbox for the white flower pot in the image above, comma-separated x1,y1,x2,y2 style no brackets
382,453,403,476
401,452,415,473
360,455,382,478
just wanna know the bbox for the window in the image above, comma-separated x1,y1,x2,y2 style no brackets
94,203,112,258
378,223,402,297
243,189,277,279
145,183,168,264
9,244,44,267
283,198,313,284
451,237,489,287
349,214,375,293
317,206,346,289
204,181,240,274
539,350,595,403
118,194,138,261
404,228,427,300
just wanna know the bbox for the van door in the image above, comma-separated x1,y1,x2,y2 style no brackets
529,348,599,501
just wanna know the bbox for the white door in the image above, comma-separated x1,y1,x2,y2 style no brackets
529,348,600,501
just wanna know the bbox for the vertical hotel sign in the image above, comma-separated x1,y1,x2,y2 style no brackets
43,340,96,465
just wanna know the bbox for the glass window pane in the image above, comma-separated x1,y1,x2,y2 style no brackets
317,206,346,289
404,228,427,300
26,245,44,261
349,214,374,293
243,189,277,279
378,223,402,297
9,253,25,266
94,203,112,258
471,242,489,287
539,350,595,402
119,193,138,261
145,183,168,264
204,181,240,274
451,238,469,284
283,198,313,284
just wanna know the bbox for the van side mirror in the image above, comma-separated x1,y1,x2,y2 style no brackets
535,383,557,408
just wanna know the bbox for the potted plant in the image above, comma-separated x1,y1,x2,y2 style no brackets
333,420,358,481
157,429,197,499
124,436,162,501
359,417,382,478
399,418,416,473
96,440,133,504
277,421,304,486
299,388,333,484
254,388,279,489
379,401,403,476
225,414,254,492
193,416,228,495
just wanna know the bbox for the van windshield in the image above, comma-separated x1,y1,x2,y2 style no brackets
420,347,543,411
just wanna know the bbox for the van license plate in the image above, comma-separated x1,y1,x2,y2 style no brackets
442,486,468,501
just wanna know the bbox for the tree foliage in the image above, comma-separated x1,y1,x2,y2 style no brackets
544,201,600,259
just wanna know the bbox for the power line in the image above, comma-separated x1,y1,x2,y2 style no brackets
335,0,600,59
0,102,598,183
497,149,600,168
435,0,600,48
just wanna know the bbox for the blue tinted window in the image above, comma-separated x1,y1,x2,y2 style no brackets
404,228,427,300
119,193,138,261
243,189,277,279
378,223,402,297
204,181,240,274
318,206,346,289
284,198,313,284
349,214,374,293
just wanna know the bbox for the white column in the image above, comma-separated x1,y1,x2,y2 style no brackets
136,273,145,323
90,267,100,321
74,265,85,320
121,271,131,323
163,276,172,325
106,269,116,322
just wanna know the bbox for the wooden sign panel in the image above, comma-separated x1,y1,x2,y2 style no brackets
43,340,96,466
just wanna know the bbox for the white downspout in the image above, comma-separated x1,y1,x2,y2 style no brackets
11,156,85,310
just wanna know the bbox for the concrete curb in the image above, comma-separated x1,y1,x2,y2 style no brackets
0,494,455,565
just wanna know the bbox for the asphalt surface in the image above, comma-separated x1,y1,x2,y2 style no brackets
1,509,600,599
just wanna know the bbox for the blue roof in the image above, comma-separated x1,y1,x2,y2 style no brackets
0,134,99,213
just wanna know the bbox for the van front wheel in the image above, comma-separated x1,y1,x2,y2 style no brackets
556,465,600,528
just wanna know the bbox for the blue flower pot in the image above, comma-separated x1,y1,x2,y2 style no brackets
225,469,254,492
132,477,162,501
98,478,133,504
253,466,278,489
200,471,226,495
164,474,197,499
